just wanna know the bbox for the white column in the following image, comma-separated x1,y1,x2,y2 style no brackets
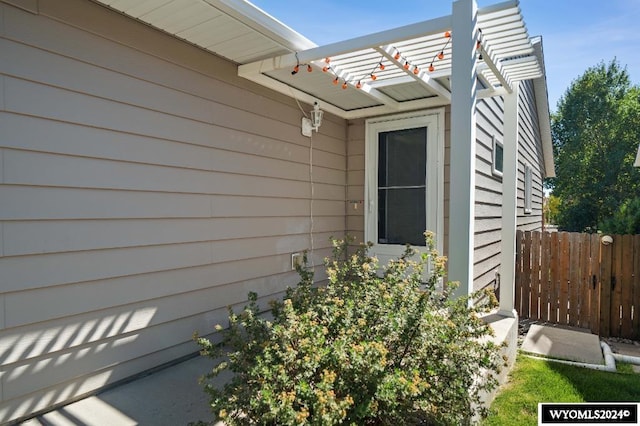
449,0,478,300
499,84,520,316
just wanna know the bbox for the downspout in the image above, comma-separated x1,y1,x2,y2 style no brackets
524,342,616,372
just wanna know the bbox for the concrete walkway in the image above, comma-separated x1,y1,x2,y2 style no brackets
20,356,220,426
521,324,604,364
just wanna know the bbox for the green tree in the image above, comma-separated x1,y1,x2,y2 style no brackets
599,197,640,234
543,194,561,225
548,60,640,232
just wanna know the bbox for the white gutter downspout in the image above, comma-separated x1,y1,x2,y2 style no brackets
525,342,616,372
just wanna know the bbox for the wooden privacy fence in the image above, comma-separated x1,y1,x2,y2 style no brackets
515,231,640,339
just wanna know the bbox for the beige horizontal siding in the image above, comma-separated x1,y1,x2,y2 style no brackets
473,96,505,291
0,0,346,422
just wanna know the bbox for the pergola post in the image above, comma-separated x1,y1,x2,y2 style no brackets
449,0,478,300
499,84,520,316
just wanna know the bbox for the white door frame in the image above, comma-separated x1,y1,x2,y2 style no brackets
364,108,445,260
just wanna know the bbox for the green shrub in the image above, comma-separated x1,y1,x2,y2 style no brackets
195,233,503,425
598,197,640,234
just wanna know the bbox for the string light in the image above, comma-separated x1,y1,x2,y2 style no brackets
427,31,453,73
291,30,457,90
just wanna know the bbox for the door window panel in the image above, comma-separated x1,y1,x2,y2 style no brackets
377,127,427,246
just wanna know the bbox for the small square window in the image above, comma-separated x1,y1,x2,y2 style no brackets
492,137,504,177
524,164,533,214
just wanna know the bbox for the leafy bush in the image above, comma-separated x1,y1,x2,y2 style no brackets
195,233,503,425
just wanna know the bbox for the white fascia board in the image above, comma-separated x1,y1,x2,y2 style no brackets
204,0,316,54
531,38,555,178
239,15,452,76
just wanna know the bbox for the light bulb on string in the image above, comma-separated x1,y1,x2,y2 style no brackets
356,81,362,89
437,51,444,60
342,81,348,89
333,77,339,85
379,63,385,71
307,64,313,72
371,74,377,81
403,62,410,70
429,64,435,72
413,66,419,75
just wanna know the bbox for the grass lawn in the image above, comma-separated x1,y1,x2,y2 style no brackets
483,355,640,426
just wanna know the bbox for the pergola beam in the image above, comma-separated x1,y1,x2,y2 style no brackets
375,45,452,102
478,42,513,92
239,15,452,76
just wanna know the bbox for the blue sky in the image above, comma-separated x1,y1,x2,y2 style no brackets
250,0,640,112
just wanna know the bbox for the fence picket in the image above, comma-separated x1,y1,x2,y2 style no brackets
531,231,541,320
550,232,560,323
579,233,591,328
633,235,640,340
589,234,600,334
621,235,634,338
540,232,550,322
568,233,580,326
522,231,532,318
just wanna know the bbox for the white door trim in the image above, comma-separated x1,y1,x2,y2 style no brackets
364,108,445,257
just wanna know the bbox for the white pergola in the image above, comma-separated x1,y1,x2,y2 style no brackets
238,0,550,314
238,0,543,120
94,0,554,313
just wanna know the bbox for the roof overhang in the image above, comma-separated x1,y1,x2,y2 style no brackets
238,0,543,120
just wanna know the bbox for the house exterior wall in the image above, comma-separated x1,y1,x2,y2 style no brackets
0,0,347,422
